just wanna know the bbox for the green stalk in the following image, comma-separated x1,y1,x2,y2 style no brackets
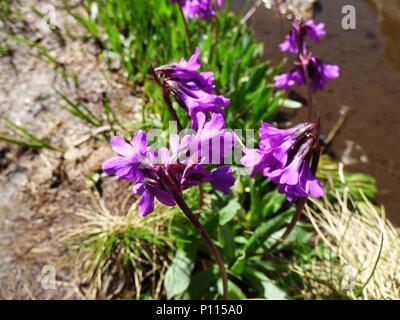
155,167,228,300
177,1,193,53
174,194,229,300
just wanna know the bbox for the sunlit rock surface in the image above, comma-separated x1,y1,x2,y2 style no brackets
263,0,317,20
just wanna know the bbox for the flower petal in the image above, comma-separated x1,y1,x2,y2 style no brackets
102,156,134,180
110,136,134,157
133,183,145,195
280,158,301,185
323,64,340,80
209,166,235,194
153,188,176,206
159,147,171,165
132,130,148,155
178,47,201,71
138,190,155,217
241,148,266,176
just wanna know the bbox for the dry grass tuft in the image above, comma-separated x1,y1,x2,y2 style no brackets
62,192,173,299
294,187,400,299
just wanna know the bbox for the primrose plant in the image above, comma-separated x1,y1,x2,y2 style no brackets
242,19,339,246
103,7,339,299
104,46,234,299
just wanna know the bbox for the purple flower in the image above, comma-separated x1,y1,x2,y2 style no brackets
274,69,304,92
306,56,340,91
155,48,230,129
280,19,326,54
274,54,339,92
172,0,225,20
102,113,235,217
102,131,154,182
275,18,338,93
187,112,236,164
241,122,323,202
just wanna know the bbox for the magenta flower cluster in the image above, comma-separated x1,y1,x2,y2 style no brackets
102,112,235,216
172,0,225,20
104,42,327,213
155,48,230,129
279,19,326,54
274,19,339,92
104,20,334,215
241,122,323,202
242,19,335,202
101,48,237,217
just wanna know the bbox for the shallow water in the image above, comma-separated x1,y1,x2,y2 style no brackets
233,0,400,223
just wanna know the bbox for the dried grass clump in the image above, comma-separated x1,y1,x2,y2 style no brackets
62,192,173,299
294,188,400,299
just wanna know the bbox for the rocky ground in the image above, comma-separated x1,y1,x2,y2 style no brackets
0,0,140,299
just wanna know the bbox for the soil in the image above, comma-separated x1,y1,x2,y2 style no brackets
234,0,400,223
0,0,140,299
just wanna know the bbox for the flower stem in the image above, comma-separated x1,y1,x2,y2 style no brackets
199,184,205,210
162,88,183,132
150,66,183,132
174,194,229,300
178,2,193,53
269,197,307,252
302,64,314,122
310,144,321,176
211,15,218,70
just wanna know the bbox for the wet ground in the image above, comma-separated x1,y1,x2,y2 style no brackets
234,0,400,223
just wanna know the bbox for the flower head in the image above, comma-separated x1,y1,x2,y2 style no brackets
305,55,340,91
102,131,154,182
172,0,225,20
241,122,323,202
280,19,326,54
103,113,235,217
275,18,338,93
274,54,339,92
155,48,230,129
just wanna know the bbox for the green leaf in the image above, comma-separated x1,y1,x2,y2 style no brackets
72,13,99,37
1,118,56,150
0,135,49,149
164,245,196,299
219,224,236,264
231,254,246,275
188,270,215,299
219,198,241,225
261,192,286,218
279,224,314,248
245,209,294,255
344,173,378,200
281,99,303,109
84,172,101,190
57,91,101,127
102,93,120,129
244,268,289,300
217,280,247,300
